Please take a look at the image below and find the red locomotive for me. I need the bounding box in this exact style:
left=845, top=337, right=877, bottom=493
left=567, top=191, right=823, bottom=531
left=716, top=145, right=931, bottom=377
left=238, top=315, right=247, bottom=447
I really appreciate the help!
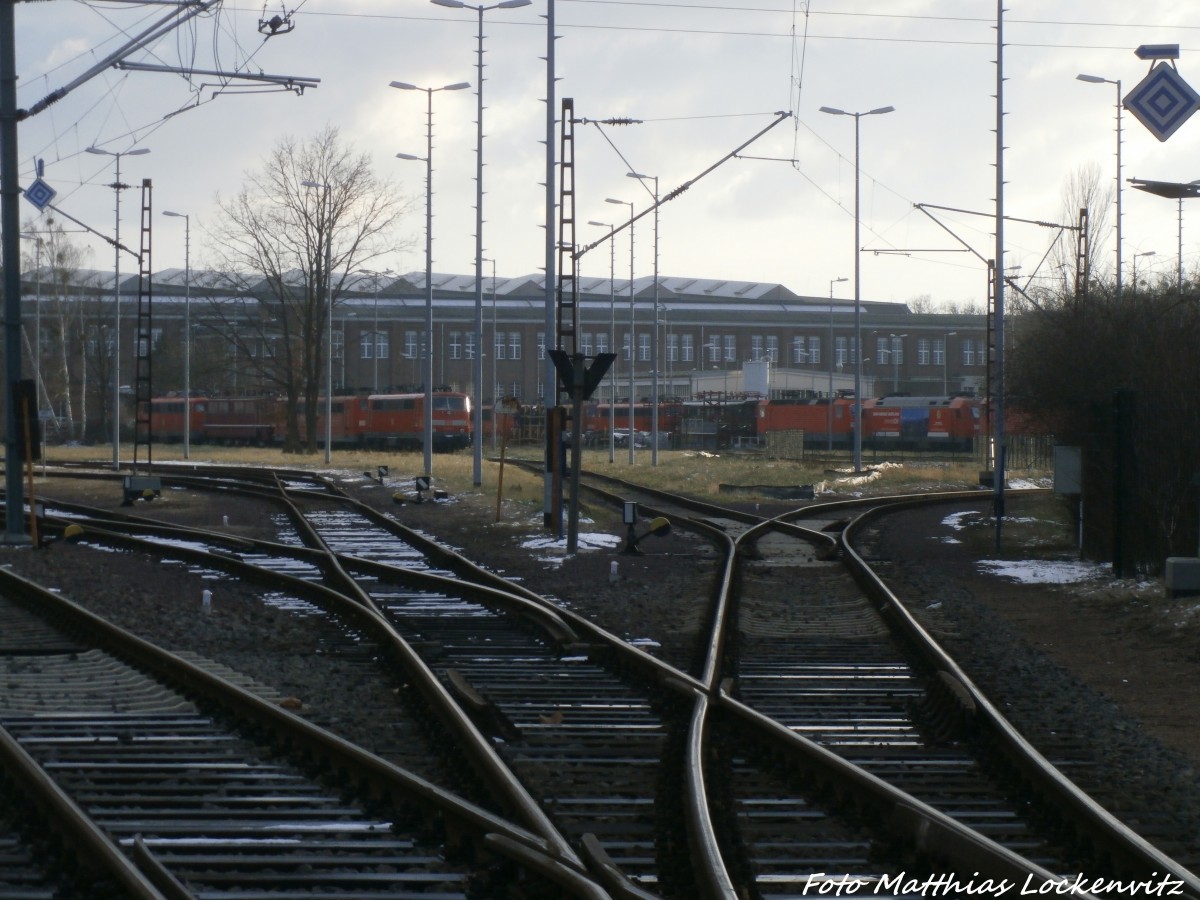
left=148, top=391, right=472, bottom=452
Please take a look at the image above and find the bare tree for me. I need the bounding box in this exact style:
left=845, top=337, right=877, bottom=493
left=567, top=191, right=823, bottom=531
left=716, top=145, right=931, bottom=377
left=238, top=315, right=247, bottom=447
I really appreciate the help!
left=207, top=126, right=409, bottom=453
left=1050, top=163, right=1113, bottom=296
left=20, top=216, right=95, bottom=442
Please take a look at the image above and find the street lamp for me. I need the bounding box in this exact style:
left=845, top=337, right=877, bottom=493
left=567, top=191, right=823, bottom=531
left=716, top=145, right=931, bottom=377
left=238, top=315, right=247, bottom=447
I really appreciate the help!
left=588, top=220, right=618, bottom=463
left=432, top=0, right=530, bottom=486
left=86, top=145, right=151, bottom=470
left=301, top=179, right=334, bottom=464
left=1129, top=177, right=1200, bottom=292
left=162, top=211, right=191, bottom=459
left=606, top=196, right=635, bottom=464
left=828, top=276, right=847, bottom=451
left=1130, top=250, right=1156, bottom=290
left=942, top=331, right=957, bottom=395
left=392, top=79, right=471, bottom=478
left=819, top=104, right=894, bottom=473
left=889, top=333, right=907, bottom=393
left=357, top=268, right=393, bottom=392
left=1077, top=74, right=1123, bottom=296
left=627, top=171, right=660, bottom=463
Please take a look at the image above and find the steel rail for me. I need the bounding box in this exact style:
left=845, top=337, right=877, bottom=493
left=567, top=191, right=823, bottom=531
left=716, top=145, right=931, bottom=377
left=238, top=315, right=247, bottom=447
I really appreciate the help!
left=840, top=497, right=1200, bottom=896
left=30, top=507, right=589, bottom=873
left=0, top=721, right=176, bottom=899
left=0, top=563, right=611, bottom=897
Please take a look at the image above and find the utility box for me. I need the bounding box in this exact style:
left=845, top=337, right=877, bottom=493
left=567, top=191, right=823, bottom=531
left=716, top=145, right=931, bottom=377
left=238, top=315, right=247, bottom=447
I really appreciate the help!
left=1165, top=557, right=1200, bottom=597
left=122, top=475, right=162, bottom=504
left=1054, top=446, right=1082, bottom=495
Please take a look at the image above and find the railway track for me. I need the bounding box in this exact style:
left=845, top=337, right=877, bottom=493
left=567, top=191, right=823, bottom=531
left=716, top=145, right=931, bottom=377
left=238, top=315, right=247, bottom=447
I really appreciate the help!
left=3, top=462, right=1199, bottom=899
left=0, top=564, right=605, bottom=897
left=561, top=466, right=1200, bottom=897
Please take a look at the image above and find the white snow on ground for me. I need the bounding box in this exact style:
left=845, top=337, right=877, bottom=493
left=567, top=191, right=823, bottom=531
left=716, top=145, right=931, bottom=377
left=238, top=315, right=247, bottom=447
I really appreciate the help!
left=520, top=531, right=623, bottom=565
left=976, top=558, right=1111, bottom=584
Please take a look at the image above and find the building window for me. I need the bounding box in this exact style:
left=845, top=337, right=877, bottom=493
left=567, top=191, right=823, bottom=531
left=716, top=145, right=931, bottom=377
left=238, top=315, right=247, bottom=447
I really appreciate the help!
left=706, top=338, right=720, bottom=363
left=918, top=338, right=931, bottom=366
left=376, top=332, right=388, bottom=360
left=751, top=335, right=764, bottom=360
left=766, top=335, right=778, bottom=363
left=792, top=336, right=805, bottom=364
left=332, top=329, right=344, bottom=360
left=666, top=333, right=679, bottom=363
left=509, top=332, right=522, bottom=360
left=681, top=333, right=694, bottom=362
left=537, top=332, right=546, bottom=360
left=963, top=339, right=977, bottom=366
left=494, top=332, right=506, bottom=361
left=596, top=332, right=609, bottom=355
left=622, top=333, right=632, bottom=361
left=723, top=334, right=736, bottom=362
left=835, top=336, right=847, bottom=367
left=581, top=332, right=593, bottom=355
left=638, top=333, right=650, bottom=361
left=404, top=331, right=418, bottom=359
left=807, top=336, right=820, bottom=365
left=449, top=331, right=462, bottom=360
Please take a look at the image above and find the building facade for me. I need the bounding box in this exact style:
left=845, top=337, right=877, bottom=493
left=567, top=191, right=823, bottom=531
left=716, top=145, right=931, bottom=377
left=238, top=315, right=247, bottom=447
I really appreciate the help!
left=22, top=268, right=990, bottom=427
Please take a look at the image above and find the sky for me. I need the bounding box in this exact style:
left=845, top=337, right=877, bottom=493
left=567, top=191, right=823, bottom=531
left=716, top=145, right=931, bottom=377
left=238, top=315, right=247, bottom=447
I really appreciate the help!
left=12, top=2, right=1200, bottom=309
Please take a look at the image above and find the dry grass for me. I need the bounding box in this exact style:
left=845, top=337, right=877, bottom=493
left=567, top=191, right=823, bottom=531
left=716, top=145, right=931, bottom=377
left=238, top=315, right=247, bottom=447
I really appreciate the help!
left=42, top=441, right=1044, bottom=504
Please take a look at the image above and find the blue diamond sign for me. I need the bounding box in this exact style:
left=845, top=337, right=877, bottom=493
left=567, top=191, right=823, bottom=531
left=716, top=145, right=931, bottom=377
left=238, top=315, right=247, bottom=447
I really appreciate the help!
left=1123, top=62, right=1200, bottom=142
left=22, top=177, right=57, bottom=211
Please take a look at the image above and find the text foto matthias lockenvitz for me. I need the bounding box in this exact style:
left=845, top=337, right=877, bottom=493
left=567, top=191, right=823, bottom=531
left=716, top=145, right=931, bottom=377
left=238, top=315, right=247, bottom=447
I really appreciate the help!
left=800, top=872, right=1187, bottom=898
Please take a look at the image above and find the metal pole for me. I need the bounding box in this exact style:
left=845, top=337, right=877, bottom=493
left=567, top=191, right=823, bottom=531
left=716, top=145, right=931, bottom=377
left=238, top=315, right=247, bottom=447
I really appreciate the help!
left=1115, top=79, right=1123, bottom=296
left=1, top=1, right=27, bottom=539
left=424, top=89, right=435, bottom=478
left=374, top=276, right=380, bottom=391
left=542, top=0, right=557, bottom=528
left=471, top=4, right=485, bottom=486
left=609, top=236, right=615, bottom=463
left=651, top=181, right=659, bottom=463
left=325, top=193, right=333, bottom=464
left=183, top=217, right=190, bottom=459
left=627, top=210, right=635, bottom=464
left=112, top=155, right=123, bottom=470
left=484, top=256, right=497, bottom=450
left=828, top=276, right=845, bottom=452
left=852, top=112, right=863, bottom=473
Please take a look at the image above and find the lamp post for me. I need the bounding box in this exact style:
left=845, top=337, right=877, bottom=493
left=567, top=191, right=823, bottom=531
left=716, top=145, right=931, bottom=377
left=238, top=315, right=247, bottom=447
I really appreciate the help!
left=819, top=104, right=894, bottom=473
left=86, top=145, right=151, bottom=470
left=1077, top=74, right=1123, bottom=296
left=588, top=220, right=618, bottom=463
left=161, top=211, right=191, bottom=459
left=889, top=333, right=907, bottom=392
left=942, top=331, right=957, bottom=395
left=1129, top=178, right=1200, bottom=292
left=1130, top=250, right=1156, bottom=290
left=432, top=0, right=530, bottom=486
left=627, top=171, right=660, bottom=463
left=301, top=179, right=335, bottom=464
left=828, top=276, right=847, bottom=451
left=393, top=79, right=471, bottom=478
left=356, top=268, right=393, bottom=393
left=605, top=196, right=635, bottom=464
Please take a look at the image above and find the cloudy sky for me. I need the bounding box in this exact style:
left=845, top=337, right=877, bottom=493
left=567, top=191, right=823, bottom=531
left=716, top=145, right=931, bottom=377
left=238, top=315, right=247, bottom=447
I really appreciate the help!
left=13, top=1, right=1200, bottom=308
